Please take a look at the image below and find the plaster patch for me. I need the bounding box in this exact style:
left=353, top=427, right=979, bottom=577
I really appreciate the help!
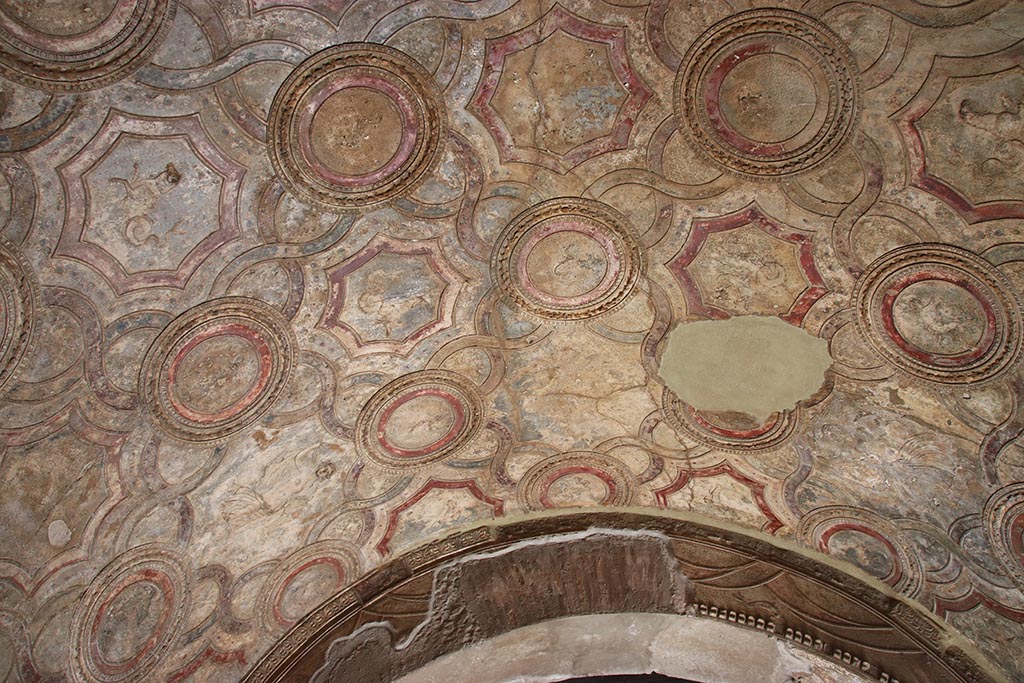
left=659, top=316, right=831, bottom=421
left=397, top=612, right=868, bottom=683
left=47, top=520, right=71, bottom=547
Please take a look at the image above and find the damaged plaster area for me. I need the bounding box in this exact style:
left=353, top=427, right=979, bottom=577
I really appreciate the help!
left=312, top=531, right=688, bottom=683
left=659, top=316, right=832, bottom=420
left=312, top=529, right=866, bottom=683
left=397, top=613, right=869, bottom=683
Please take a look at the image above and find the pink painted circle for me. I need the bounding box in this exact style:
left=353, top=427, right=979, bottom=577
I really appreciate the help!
left=379, top=389, right=464, bottom=457
left=140, top=298, right=295, bottom=442
left=675, top=9, right=858, bottom=177
left=799, top=507, right=923, bottom=596
left=492, top=198, right=643, bottom=320
left=258, top=540, right=362, bottom=630
left=0, top=0, right=175, bottom=91
left=855, top=244, right=1022, bottom=384
left=518, top=221, right=621, bottom=305
left=299, top=76, right=416, bottom=183
left=884, top=273, right=996, bottom=365
left=71, top=545, right=189, bottom=683
left=356, top=370, right=483, bottom=469
left=820, top=525, right=900, bottom=585
left=517, top=452, right=637, bottom=512
left=167, top=323, right=271, bottom=423
left=268, top=43, right=444, bottom=208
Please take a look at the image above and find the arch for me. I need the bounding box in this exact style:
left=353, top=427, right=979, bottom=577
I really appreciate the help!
left=243, top=511, right=1004, bottom=683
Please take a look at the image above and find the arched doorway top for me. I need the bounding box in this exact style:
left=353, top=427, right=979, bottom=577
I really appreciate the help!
left=243, top=510, right=1005, bottom=683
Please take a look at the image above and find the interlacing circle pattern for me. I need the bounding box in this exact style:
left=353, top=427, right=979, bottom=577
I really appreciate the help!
left=0, top=240, right=34, bottom=394
left=0, top=2, right=1020, bottom=681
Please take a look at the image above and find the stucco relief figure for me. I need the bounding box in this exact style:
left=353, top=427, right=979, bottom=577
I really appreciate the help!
left=959, top=91, right=1024, bottom=177
left=110, top=162, right=186, bottom=247
left=222, top=443, right=344, bottom=524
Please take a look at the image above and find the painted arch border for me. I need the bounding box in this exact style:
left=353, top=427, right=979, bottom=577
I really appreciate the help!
left=242, top=509, right=1007, bottom=683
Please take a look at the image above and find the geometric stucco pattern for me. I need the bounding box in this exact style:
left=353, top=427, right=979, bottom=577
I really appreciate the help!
left=246, top=514, right=1008, bottom=683
left=0, top=1, right=1023, bottom=682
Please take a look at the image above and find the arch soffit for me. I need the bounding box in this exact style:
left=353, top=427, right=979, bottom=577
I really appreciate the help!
left=244, top=510, right=1006, bottom=683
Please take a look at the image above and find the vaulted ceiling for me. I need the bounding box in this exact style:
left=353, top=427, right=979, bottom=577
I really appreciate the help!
left=0, top=0, right=1023, bottom=681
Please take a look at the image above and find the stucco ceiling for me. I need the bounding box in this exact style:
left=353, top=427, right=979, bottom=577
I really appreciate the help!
left=0, top=0, right=1023, bottom=681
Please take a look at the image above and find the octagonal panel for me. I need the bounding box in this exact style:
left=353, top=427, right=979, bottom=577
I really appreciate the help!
left=668, top=204, right=826, bottom=323
left=56, top=111, right=244, bottom=294
left=319, top=235, right=465, bottom=357
left=470, top=6, right=652, bottom=171
left=917, top=67, right=1024, bottom=207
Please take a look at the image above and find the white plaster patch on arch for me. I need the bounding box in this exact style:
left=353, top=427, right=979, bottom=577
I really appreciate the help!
left=396, top=612, right=870, bottom=683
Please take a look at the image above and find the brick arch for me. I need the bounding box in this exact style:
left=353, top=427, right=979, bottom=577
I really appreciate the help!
left=244, top=511, right=1003, bottom=683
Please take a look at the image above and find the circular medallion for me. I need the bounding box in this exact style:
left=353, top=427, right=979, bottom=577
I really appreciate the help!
left=258, top=540, right=362, bottom=630
left=268, top=43, right=444, bottom=208
left=674, top=9, right=858, bottom=178
left=0, top=240, right=34, bottom=395
left=0, top=0, right=176, bottom=91
left=356, top=370, right=483, bottom=469
left=71, top=545, right=189, bottom=683
left=855, top=244, right=1022, bottom=384
left=985, top=484, right=1024, bottom=591
left=517, top=451, right=637, bottom=512
left=491, top=198, right=643, bottom=320
left=140, top=297, right=295, bottom=442
left=799, top=507, right=923, bottom=597
left=661, top=388, right=797, bottom=453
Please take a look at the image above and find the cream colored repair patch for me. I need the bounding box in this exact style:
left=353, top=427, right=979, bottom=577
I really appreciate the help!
left=659, top=316, right=832, bottom=421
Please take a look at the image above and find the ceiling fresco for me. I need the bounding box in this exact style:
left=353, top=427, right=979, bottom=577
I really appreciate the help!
left=0, top=0, right=1023, bottom=681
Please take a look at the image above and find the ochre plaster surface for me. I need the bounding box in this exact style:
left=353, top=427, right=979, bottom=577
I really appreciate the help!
left=0, top=0, right=1023, bottom=681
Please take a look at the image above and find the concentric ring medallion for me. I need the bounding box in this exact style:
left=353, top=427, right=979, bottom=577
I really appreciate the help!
left=0, top=0, right=176, bottom=91
left=855, top=244, right=1022, bottom=384
left=268, top=42, right=444, bottom=209
left=70, top=545, right=189, bottom=683
left=257, top=540, right=362, bottom=631
left=139, top=297, right=295, bottom=442
left=0, top=240, right=34, bottom=395
left=661, top=387, right=797, bottom=453
left=491, top=198, right=643, bottom=320
left=986, top=484, right=1024, bottom=591
left=517, top=451, right=637, bottom=512
left=798, top=506, right=923, bottom=597
left=355, top=369, right=483, bottom=470
left=674, top=9, right=859, bottom=178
